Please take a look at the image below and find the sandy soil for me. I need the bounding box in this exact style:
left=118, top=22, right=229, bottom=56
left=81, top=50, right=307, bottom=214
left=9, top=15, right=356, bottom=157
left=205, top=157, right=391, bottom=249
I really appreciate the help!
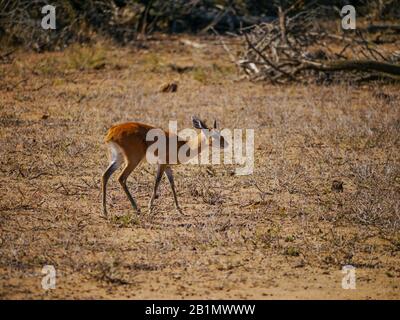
left=0, top=36, right=399, bottom=299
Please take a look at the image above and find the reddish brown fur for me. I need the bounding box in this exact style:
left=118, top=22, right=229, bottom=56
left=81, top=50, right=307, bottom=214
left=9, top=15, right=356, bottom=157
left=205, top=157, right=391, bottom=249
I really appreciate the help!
left=105, top=122, right=189, bottom=164
left=105, top=122, right=150, bottom=165
left=102, top=121, right=197, bottom=216
left=105, top=122, right=154, bottom=143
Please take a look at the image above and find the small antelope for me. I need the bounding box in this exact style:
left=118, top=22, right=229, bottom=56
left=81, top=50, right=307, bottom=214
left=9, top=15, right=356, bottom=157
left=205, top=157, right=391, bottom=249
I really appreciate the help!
left=101, top=116, right=226, bottom=217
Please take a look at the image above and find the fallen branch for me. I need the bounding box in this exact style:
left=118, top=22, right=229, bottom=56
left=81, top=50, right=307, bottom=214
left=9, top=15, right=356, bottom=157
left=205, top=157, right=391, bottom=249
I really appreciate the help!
left=232, top=4, right=399, bottom=83
left=299, top=60, right=400, bottom=76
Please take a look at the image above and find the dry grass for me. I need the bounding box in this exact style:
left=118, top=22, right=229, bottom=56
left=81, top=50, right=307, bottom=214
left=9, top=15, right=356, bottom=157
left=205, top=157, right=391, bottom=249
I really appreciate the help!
left=0, top=36, right=399, bottom=299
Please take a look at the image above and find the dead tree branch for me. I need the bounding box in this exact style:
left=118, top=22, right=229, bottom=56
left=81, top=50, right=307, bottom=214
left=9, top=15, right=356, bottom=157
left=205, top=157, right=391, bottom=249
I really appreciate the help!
left=233, top=5, right=400, bottom=83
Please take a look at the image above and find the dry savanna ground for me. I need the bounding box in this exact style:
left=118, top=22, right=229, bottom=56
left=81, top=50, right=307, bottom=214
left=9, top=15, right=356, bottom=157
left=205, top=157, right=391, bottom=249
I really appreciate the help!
left=0, top=35, right=399, bottom=299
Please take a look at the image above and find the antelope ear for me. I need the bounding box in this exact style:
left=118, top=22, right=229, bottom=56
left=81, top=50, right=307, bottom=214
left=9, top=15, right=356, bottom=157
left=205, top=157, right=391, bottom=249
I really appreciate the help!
left=213, top=120, right=217, bottom=129
left=191, top=116, right=208, bottom=130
